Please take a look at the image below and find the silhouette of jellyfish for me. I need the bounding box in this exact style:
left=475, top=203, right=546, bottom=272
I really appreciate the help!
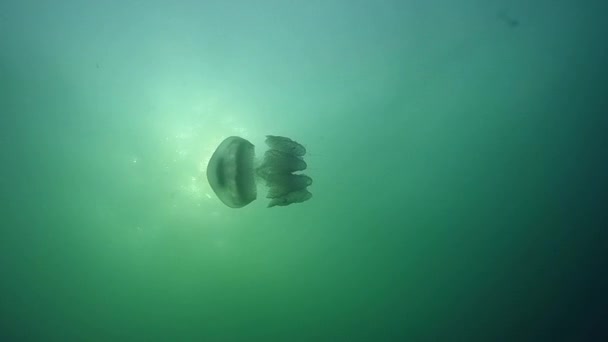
left=206, top=135, right=312, bottom=208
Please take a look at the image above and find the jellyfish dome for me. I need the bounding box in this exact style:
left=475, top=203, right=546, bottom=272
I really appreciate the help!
left=206, top=136, right=257, bottom=208
left=206, top=135, right=313, bottom=208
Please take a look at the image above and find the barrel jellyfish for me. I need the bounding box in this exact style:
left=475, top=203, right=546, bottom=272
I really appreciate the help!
left=206, top=135, right=313, bottom=208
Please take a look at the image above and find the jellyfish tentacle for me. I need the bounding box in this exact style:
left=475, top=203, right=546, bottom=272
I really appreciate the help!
left=265, top=174, right=313, bottom=198
left=257, top=136, right=312, bottom=207
left=265, top=135, right=307, bottom=157
left=267, top=189, right=313, bottom=208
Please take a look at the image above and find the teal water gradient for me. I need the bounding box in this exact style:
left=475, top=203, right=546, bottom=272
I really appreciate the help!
left=1, top=1, right=607, bottom=341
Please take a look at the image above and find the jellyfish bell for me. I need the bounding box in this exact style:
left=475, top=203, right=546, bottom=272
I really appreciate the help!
left=206, top=136, right=257, bottom=208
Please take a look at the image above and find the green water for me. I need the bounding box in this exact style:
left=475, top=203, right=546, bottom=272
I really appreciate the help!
left=1, top=1, right=607, bottom=341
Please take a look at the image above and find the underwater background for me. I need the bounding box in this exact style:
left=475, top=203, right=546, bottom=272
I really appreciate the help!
left=1, top=0, right=607, bottom=341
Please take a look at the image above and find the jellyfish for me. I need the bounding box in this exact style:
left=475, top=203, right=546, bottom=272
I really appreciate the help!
left=206, top=135, right=313, bottom=208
